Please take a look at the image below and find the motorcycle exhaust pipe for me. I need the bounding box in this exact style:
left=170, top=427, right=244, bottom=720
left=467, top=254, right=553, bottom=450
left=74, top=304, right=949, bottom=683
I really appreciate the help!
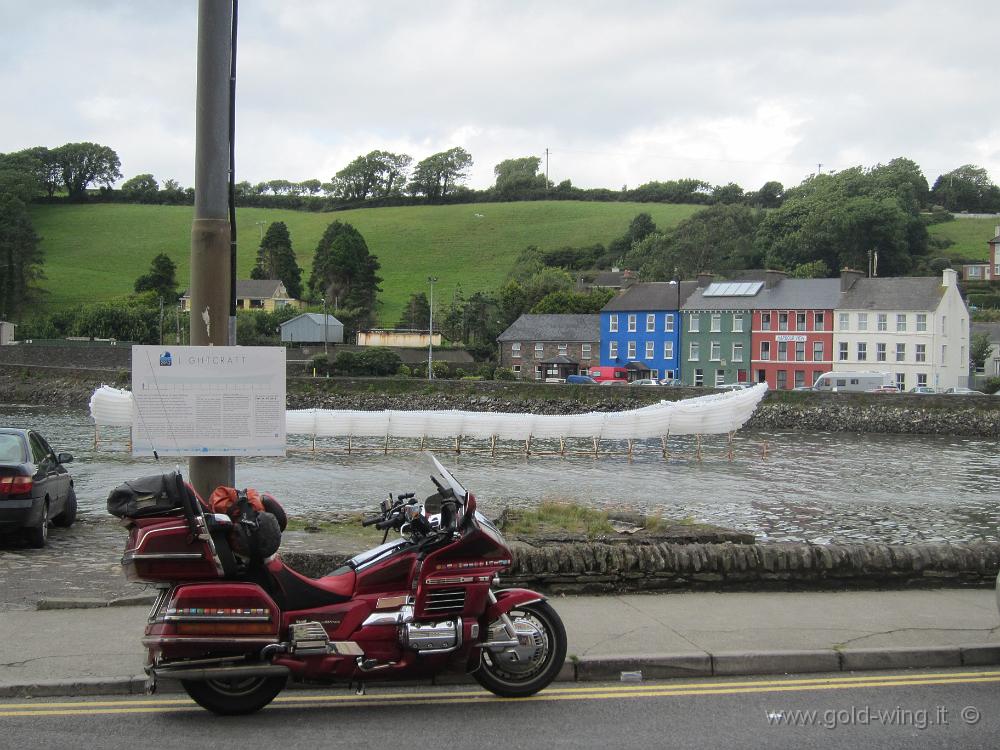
left=151, top=664, right=290, bottom=682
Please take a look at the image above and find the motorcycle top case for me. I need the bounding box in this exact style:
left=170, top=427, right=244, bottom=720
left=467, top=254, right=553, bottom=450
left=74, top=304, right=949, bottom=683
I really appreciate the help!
left=108, top=471, right=196, bottom=519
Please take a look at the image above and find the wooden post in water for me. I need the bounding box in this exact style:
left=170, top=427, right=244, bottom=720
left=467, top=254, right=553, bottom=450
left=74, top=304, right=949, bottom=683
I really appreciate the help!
left=661, top=433, right=669, bottom=460
left=727, top=431, right=734, bottom=461
left=490, top=435, right=497, bottom=457
left=696, top=434, right=702, bottom=462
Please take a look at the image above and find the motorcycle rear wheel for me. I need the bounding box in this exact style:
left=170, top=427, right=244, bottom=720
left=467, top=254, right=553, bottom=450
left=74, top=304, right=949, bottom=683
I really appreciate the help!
left=182, top=675, right=286, bottom=715
left=474, top=601, right=567, bottom=698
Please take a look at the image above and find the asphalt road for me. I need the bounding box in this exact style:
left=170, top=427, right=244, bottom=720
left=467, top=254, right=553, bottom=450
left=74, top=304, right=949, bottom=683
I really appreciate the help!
left=1, top=669, right=998, bottom=750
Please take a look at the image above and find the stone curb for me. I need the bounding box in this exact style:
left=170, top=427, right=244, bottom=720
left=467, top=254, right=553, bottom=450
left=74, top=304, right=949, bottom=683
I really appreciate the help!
left=4, top=646, right=998, bottom=699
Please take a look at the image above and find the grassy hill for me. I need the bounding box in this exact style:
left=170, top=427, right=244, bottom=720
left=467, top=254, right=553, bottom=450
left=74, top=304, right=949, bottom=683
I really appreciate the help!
left=29, top=201, right=701, bottom=324
left=926, top=216, right=1000, bottom=261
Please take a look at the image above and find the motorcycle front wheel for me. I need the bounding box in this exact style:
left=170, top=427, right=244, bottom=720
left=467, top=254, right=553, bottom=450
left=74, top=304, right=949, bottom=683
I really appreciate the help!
left=474, top=600, right=567, bottom=698
left=182, top=675, right=286, bottom=715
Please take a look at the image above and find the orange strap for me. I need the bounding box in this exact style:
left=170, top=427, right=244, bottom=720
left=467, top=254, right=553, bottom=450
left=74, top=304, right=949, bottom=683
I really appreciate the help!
left=208, top=486, right=265, bottom=517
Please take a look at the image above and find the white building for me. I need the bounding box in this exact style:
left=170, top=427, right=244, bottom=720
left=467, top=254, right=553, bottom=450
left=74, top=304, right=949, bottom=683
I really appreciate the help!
left=833, top=268, right=969, bottom=391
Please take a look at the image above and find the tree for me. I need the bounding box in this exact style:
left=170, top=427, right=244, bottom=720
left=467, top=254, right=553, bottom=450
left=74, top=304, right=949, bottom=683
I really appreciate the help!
left=133, top=253, right=179, bottom=300
left=121, top=173, right=159, bottom=203
left=2, top=147, right=60, bottom=198
left=0, top=192, right=44, bottom=320
left=493, top=156, right=546, bottom=199
left=930, top=164, right=1000, bottom=212
left=298, top=179, right=322, bottom=195
left=397, top=292, right=431, bottom=329
left=333, top=150, right=412, bottom=200
left=971, top=332, right=993, bottom=371
left=250, top=221, right=302, bottom=299
left=531, top=289, right=615, bottom=314
left=408, top=147, right=473, bottom=198
left=308, top=221, right=382, bottom=326
left=750, top=180, right=784, bottom=208
left=711, top=182, right=745, bottom=205
left=52, top=142, right=122, bottom=200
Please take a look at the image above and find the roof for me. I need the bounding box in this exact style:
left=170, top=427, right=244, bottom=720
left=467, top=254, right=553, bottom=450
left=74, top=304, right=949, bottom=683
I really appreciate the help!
left=497, top=314, right=599, bottom=342
left=539, top=355, right=579, bottom=365
left=181, top=279, right=292, bottom=299
left=279, top=313, right=342, bottom=327
left=601, top=281, right=699, bottom=312
left=591, top=270, right=631, bottom=287
left=625, top=361, right=652, bottom=371
left=838, top=276, right=945, bottom=312
left=972, top=322, right=1000, bottom=342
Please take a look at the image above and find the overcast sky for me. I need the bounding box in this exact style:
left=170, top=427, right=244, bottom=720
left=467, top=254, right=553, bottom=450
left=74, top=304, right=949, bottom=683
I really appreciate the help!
left=2, top=1, right=998, bottom=193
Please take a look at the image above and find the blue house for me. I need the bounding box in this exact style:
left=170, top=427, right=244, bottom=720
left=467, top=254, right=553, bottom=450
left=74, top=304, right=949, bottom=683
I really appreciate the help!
left=600, top=281, right=699, bottom=380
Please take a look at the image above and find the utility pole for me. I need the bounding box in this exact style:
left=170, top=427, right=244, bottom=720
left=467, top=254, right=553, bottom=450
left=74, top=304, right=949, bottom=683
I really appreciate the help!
left=545, top=147, right=549, bottom=196
left=427, top=276, right=437, bottom=379
left=189, top=0, right=235, bottom=498
left=322, top=297, right=328, bottom=356
left=817, top=163, right=823, bottom=175
left=158, top=296, right=164, bottom=345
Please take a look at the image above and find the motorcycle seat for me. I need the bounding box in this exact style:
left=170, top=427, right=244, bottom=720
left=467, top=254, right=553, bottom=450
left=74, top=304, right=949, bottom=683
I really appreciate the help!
left=265, top=557, right=355, bottom=610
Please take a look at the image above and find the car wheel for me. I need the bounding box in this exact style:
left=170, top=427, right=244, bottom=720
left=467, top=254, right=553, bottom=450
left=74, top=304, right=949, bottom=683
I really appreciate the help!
left=52, top=487, right=77, bottom=528
left=25, top=500, right=49, bottom=549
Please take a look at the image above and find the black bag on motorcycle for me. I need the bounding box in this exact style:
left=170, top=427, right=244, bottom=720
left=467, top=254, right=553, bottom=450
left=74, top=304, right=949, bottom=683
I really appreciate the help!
left=227, top=492, right=282, bottom=561
left=107, top=471, right=194, bottom=519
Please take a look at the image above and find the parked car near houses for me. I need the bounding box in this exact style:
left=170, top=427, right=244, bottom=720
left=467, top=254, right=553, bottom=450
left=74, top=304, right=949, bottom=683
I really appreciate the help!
left=812, top=371, right=894, bottom=393
left=867, top=385, right=901, bottom=394
left=565, top=374, right=597, bottom=385
left=659, top=378, right=684, bottom=387
left=630, top=379, right=661, bottom=386
left=944, top=387, right=986, bottom=395
left=0, top=428, right=76, bottom=548
left=588, top=367, right=628, bottom=384
left=718, top=383, right=751, bottom=391
left=908, top=386, right=938, bottom=394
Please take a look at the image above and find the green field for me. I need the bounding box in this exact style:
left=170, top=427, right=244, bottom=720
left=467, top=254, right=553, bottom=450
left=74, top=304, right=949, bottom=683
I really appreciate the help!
left=29, top=201, right=701, bottom=324
left=927, top=216, right=1000, bottom=261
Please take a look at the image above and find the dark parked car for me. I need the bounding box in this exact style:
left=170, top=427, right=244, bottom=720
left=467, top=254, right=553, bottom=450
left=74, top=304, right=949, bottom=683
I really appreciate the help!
left=565, top=374, right=597, bottom=384
left=0, top=428, right=76, bottom=548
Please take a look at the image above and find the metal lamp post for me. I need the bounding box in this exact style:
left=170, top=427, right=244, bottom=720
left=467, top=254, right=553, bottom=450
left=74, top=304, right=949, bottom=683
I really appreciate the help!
left=321, top=297, right=328, bottom=355
left=428, top=276, right=437, bottom=380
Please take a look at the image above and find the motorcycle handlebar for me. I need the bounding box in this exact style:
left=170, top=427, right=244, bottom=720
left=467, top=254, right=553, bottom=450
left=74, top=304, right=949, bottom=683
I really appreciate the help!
left=374, top=517, right=398, bottom=531
left=361, top=516, right=381, bottom=527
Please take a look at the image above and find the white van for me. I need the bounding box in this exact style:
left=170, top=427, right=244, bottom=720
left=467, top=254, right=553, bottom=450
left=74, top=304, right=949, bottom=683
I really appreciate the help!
left=812, top=371, right=893, bottom=392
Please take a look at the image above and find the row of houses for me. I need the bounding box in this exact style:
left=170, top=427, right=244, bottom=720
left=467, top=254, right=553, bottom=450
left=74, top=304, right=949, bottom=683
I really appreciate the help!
left=498, top=268, right=971, bottom=392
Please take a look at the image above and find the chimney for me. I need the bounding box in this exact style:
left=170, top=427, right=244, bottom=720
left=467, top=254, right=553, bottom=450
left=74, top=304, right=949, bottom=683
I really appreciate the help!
left=764, top=269, right=787, bottom=289
left=622, top=269, right=636, bottom=289
left=840, top=268, right=863, bottom=292
left=942, top=268, right=957, bottom=287
left=697, top=272, right=713, bottom=288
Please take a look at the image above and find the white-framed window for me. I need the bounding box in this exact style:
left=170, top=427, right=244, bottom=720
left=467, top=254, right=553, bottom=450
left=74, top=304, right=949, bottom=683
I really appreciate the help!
left=535, top=365, right=543, bottom=380
left=777, top=341, right=788, bottom=361
left=877, top=314, right=887, bottom=332
left=511, top=342, right=521, bottom=358
left=761, top=312, right=771, bottom=331
left=839, top=342, right=848, bottom=360
left=558, top=343, right=568, bottom=356
left=876, top=342, right=886, bottom=362
left=627, top=340, right=636, bottom=359
left=715, top=369, right=726, bottom=387
left=917, top=373, right=928, bottom=387
left=857, top=342, right=867, bottom=361
left=665, top=313, right=675, bottom=332
left=650, top=369, right=659, bottom=379
left=916, top=314, right=927, bottom=332
left=646, top=314, right=655, bottom=332
left=813, top=341, right=824, bottom=361
left=815, top=312, right=825, bottom=330
left=760, top=341, right=771, bottom=361
left=838, top=312, right=849, bottom=331
left=895, top=373, right=905, bottom=391
left=689, top=341, right=700, bottom=361
left=941, top=344, right=947, bottom=361
left=915, top=344, right=926, bottom=362
left=694, top=368, right=704, bottom=386
left=795, top=341, right=805, bottom=361
left=582, top=343, right=592, bottom=359
left=664, top=341, right=674, bottom=360
left=710, top=314, right=721, bottom=332
left=732, top=342, right=744, bottom=362
left=858, top=313, right=868, bottom=331
left=895, top=343, right=905, bottom=362
left=645, top=341, right=654, bottom=359
left=794, top=370, right=806, bottom=388
left=941, top=315, right=947, bottom=334
left=609, top=315, right=619, bottom=333
left=896, top=314, right=906, bottom=332
left=796, top=313, right=806, bottom=331
left=777, top=370, right=787, bottom=389
left=609, top=341, right=618, bottom=358
left=778, top=313, right=788, bottom=331
left=512, top=364, right=521, bottom=373
left=628, top=314, right=637, bottom=332
left=689, top=314, right=700, bottom=332
left=534, top=342, right=543, bottom=358
left=732, top=314, right=744, bottom=333
left=710, top=341, right=721, bottom=360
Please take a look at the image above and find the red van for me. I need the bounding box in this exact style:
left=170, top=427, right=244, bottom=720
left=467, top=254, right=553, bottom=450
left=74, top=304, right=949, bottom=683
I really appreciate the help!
left=588, top=367, right=628, bottom=383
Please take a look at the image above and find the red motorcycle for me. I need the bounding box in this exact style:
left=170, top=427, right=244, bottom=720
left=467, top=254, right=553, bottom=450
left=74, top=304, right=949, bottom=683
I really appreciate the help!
left=111, top=456, right=566, bottom=715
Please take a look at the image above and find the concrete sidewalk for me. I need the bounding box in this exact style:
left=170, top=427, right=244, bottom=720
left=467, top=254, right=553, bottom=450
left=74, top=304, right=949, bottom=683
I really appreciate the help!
left=1, top=589, right=999, bottom=697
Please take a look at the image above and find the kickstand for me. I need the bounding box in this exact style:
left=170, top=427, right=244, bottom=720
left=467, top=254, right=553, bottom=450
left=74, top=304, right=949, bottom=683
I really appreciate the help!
left=350, top=680, right=366, bottom=696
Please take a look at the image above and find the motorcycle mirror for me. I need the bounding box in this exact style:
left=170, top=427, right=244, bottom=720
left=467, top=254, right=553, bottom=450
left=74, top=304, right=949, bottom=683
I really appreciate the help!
left=380, top=497, right=393, bottom=514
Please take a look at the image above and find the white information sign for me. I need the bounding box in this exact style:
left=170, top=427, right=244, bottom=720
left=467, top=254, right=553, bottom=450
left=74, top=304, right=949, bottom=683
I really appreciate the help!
left=131, top=345, right=286, bottom=457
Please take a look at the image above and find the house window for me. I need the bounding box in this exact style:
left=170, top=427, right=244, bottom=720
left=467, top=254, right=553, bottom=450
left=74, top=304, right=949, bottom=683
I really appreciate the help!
left=558, top=343, right=568, bottom=357
left=650, top=369, right=659, bottom=379
left=733, top=314, right=744, bottom=333
left=917, top=373, right=928, bottom=387
left=916, top=314, right=927, bottom=332
left=777, top=370, right=788, bottom=390
left=777, top=341, right=788, bottom=361
left=813, top=341, right=824, bottom=361
left=689, top=314, right=700, bottom=333
left=895, top=343, right=905, bottom=362
left=582, top=343, right=592, bottom=360
left=838, top=342, right=848, bottom=361
left=941, top=344, right=947, bottom=361
left=645, top=341, right=654, bottom=359
left=609, top=341, right=618, bottom=359
left=761, top=312, right=772, bottom=331
left=694, top=368, right=704, bottom=386
left=664, top=341, right=674, bottom=360
left=627, top=341, right=636, bottom=359
left=858, top=313, right=868, bottom=332
left=915, top=344, right=926, bottom=362
left=857, top=342, right=867, bottom=361
left=778, top=313, right=788, bottom=331
left=795, top=341, right=805, bottom=361
left=710, top=341, right=721, bottom=361
left=534, top=342, right=543, bottom=358
left=941, top=315, right=947, bottom=334
left=796, top=313, right=806, bottom=331
left=665, top=314, right=674, bottom=332
left=715, top=369, right=726, bottom=387
left=760, top=341, right=771, bottom=361
left=628, top=314, right=637, bottom=332
left=896, top=314, right=906, bottom=332
left=794, top=370, right=806, bottom=388
left=689, top=342, right=700, bottom=361
left=249, top=298, right=265, bottom=309
left=732, top=342, right=744, bottom=362
left=646, top=314, right=655, bottom=332
left=535, top=365, right=543, bottom=380
left=609, top=315, right=619, bottom=333
left=814, top=312, right=825, bottom=330
left=838, top=313, right=849, bottom=331
left=710, top=314, right=721, bottom=332
left=877, top=314, right=887, bottom=332
left=511, top=342, right=521, bottom=358
left=876, top=343, right=886, bottom=362
left=896, top=373, right=905, bottom=391
left=512, top=365, right=521, bottom=374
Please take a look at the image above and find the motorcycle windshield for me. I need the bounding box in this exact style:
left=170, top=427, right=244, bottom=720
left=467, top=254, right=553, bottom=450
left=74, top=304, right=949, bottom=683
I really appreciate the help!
left=430, top=453, right=467, bottom=502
